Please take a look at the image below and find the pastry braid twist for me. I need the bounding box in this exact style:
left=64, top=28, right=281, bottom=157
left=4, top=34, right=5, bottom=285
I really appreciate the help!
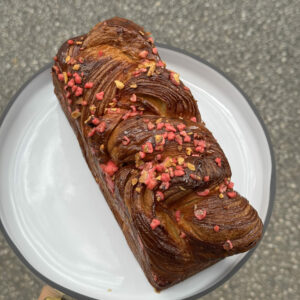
left=52, top=17, right=263, bottom=290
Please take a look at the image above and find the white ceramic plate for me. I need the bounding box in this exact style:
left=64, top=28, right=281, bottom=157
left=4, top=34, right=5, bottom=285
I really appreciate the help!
left=0, top=45, right=275, bottom=300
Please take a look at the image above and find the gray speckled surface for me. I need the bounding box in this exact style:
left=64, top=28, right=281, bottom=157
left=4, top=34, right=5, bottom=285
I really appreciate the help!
left=0, top=0, right=299, bottom=299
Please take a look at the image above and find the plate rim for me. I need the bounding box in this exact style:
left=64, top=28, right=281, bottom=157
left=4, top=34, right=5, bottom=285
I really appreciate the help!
left=0, top=43, right=276, bottom=300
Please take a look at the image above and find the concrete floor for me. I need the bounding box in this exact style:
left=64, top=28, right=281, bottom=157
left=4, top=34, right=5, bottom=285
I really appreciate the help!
left=0, top=0, right=299, bottom=299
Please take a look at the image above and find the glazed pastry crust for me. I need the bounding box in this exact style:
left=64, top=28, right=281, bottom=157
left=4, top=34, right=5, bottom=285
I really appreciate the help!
left=52, top=17, right=263, bottom=290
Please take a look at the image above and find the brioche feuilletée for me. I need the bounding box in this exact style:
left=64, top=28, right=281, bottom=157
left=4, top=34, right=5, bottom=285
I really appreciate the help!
left=52, top=17, right=263, bottom=290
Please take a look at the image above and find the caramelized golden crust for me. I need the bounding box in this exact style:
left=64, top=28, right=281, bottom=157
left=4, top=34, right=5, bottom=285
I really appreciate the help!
left=52, top=17, right=263, bottom=290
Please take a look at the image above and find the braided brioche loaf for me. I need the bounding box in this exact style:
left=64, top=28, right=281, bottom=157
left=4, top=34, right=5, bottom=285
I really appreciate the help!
left=52, top=17, right=263, bottom=290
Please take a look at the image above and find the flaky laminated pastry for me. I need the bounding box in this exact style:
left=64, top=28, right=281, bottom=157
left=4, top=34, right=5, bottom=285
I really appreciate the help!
left=52, top=17, right=263, bottom=290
